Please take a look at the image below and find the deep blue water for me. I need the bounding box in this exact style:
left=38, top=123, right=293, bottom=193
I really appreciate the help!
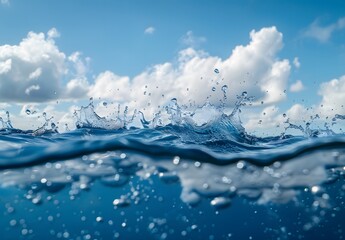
left=1, top=102, right=345, bottom=240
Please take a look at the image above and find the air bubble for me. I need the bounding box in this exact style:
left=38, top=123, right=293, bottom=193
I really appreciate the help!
left=210, top=197, right=231, bottom=209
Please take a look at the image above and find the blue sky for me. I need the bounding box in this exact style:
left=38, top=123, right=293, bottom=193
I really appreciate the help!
left=0, top=0, right=345, bottom=132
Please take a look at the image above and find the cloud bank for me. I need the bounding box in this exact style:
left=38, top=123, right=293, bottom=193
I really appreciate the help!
left=90, top=27, right=291, bottom=113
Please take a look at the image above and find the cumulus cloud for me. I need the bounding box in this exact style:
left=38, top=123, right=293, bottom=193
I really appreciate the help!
left=47, top=28, right=60, bottom=39
left=89, top=27, right=291, bottom=114
left=244, top=74, right=345, bottom=135
left=303, top=17, right=345, bottom=42
left=290, top=80, right=304, bottom=92
left=181, top=31, right=207, bottom=48
left=293, top=57, right=300, bottom=68
left=144, top=26, right=155, bottom=34
left=318, top=75, right=345, bottom=115
left=0, top=29, right=89, bottom=103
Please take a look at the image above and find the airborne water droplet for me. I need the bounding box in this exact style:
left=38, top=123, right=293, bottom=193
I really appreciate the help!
left=26, top=109, right=31, bottom=115
left=212, top=87, right=216, bottom=91
left=242, top=91, right=248, bottom=97
left=221, top=85, right=228, bottom=92
left=103, top=102, right=108, bottom=107
left=214, top=68, right=219, bottom=74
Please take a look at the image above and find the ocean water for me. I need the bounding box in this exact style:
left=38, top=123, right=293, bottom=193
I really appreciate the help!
left=1, top=98, right=345, bottom=240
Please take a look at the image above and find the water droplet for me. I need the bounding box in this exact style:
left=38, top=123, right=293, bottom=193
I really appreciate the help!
left=242, top=91, right=248, bottom=97
left=25, top=109, right=31, bottom=115
left=214, top=68, right=219, bottom=74
left=212, top=87, right=216, bottom=91
left=103, top=102, right=108, bottom=107
left=283, top=113, right=287, bottom=118
left=221, top=85, right=228, bottom=92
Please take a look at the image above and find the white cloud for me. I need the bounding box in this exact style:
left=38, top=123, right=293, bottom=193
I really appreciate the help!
left=64, top=77, right=90, bottom=99
left=293, top=57, right=300, bottom=68
left=181, top=31, right=206, bottom=48
left=47, top=28, right=60, bottom=39
left=290, top=80, right=304, bottom=92
left=244, top=74, right=345, bottom=135
left=89, top=27, right=291, bottom=114
left=303, top=17, right=345, bottom=42
left=25, top=85, right=40, bottom=95
left=29, top=68, right=42, bottom=80
left=318, top=75, right=345, bottom=115
left=0, top=28, right=89, bottom=103
left=0, top=59, right=11, bottom=74
left=144, top=26, right=155, bottom=34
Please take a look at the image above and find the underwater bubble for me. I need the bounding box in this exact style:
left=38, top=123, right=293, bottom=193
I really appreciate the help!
left=173, top=156, right=180, bottom=165
left=32, top=195, right=42, bottom=205
left=214, top=68, right=219, bottom=74
left=40, top=178, right=47, bottom=184
left=210, top=197, right=231, bottom=209
left=194, top=161, right=202, bottom=168
left=9, top=219, right=17, bottom=227
left=237, top=161, right=245, bottom=169
left=159, top=172, right=180, bottom=183
left=96, top=216, right=103, bottom=222
left=100, top=174, right=128, bottom=187
left=311, top=186, right=320, bottom=194
left=21, top=229, right=28, bottom=236
left=113, top=196, right=130, bottom=207
left=221, top=176, right=232, bottom=184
